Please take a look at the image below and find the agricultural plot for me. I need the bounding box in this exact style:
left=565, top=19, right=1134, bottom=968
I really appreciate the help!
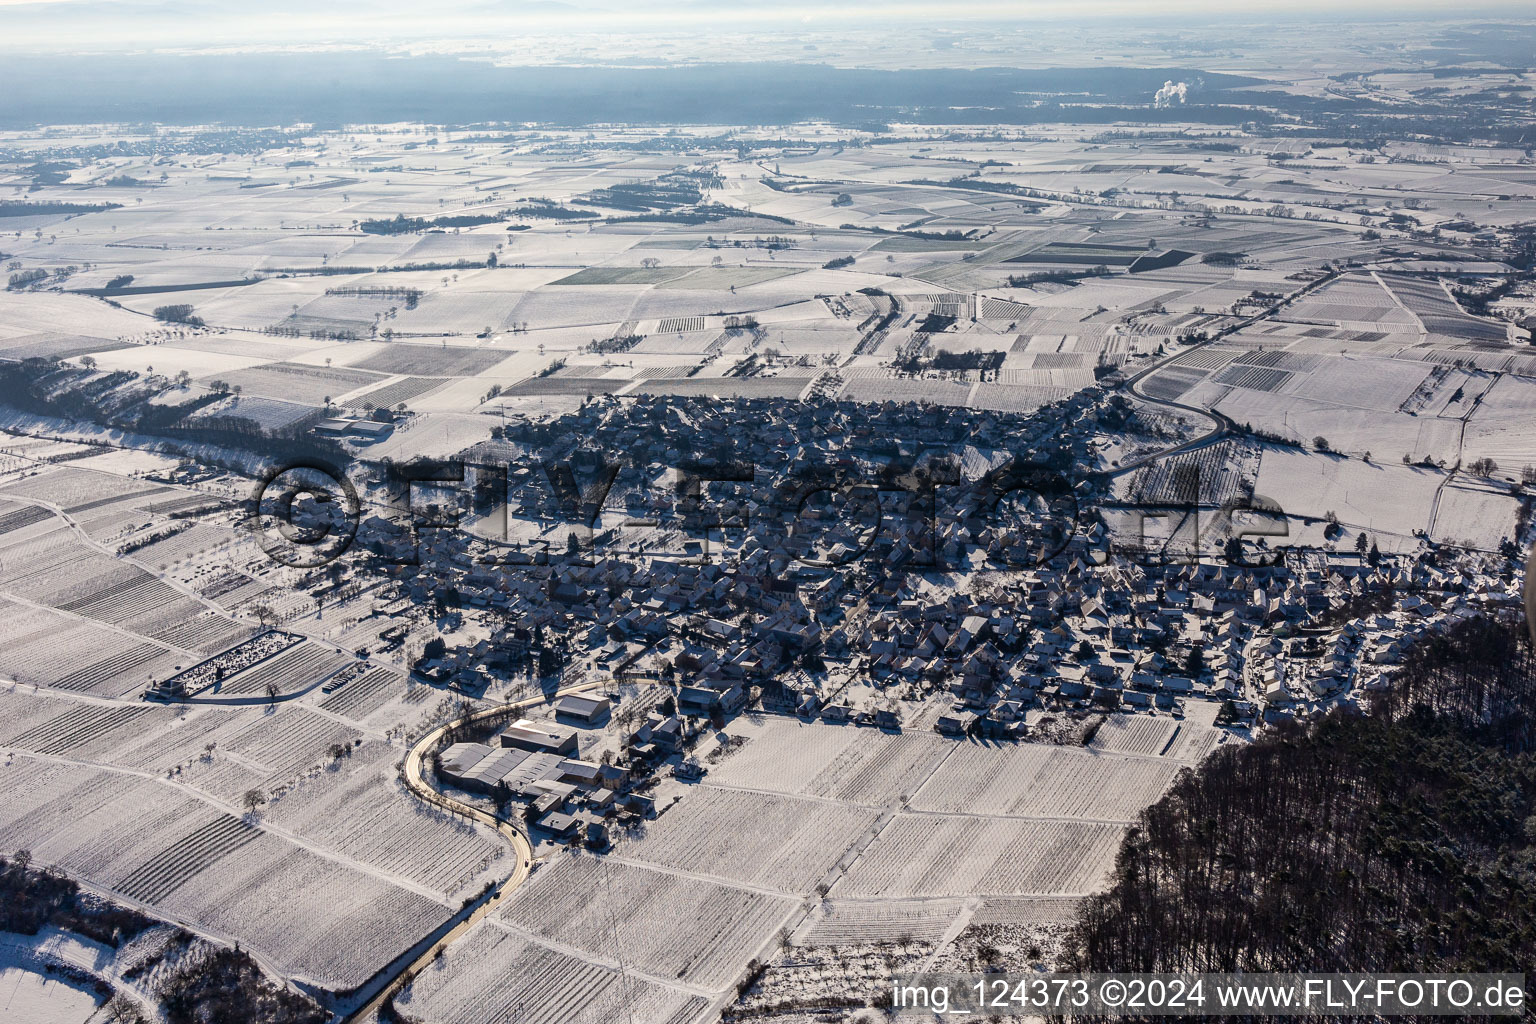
left=319, top=666, right=405, bottom=719
left=1138, top=364, right=1209, bottom=402
left=970, top=382, right=1071, bottom=412
left=265, top=747, right=504, bottom=898
left=0, top=467, right=159, bottom=513
left=156, top=832, right=450, bottom=990
left=1205, top=387, right=1464, bottom=466
left=0, top=503, right=55, bottom=536
left=215, top=705, right=362, bottom=786
left=197, top=361, right=383, bottom=405
left=3, top=700, right=179, bottom=760
left=0, top=333, right=134, bottom=362
left=1231, top=349, right=1324, bottom=374
left=0, top=687, right=85, bottom=744
left=114, top=814, right=262, bottom=904
left=658, top=266, right=799, bottom=290
left=353, top=343, right=514, bottom=377
left=165, top=703, right=363, bottom=803
left=709, top=717, right=950, bottom=806
left=834, top=816, right=1125, bottom=898
left=49, top=641, right=184, bottom=696
left=104, top=706, right=247, bottom=775
left=47, top=564, right=185, bottom=625
left=839, top=375, right=974, bottom=407
left=1086, top=714, right=1181, bottom=757
left=909, top=742, right=1182, bottom=821
left=657, top=316, right=707, bottom=332
left=1381, top=274, right=1507, bottom=342
left=396, top=920, right=710, bottom=1024
left=1163, top=723, right=1226, bottom=763
left=0, top=754, right=446, bottom=991
left=1282, top=274, right=1415, bottom=327
left=1429, top=481, right=1522, bottom=550
left=1252, top=446, right=1441, bottom=538
left=503, top=376, right=635, bottom=397
left=499, top=855, right=795, bottom=990
left=971, top=896, right=1086, bottom=928
left=1212, top=363, right=1293, bottom=392
left=1279, top=356, right=1434, bottom=413
left=1122, top=440, right=1257, bottom=506
left=1464, top=375, right=1536, bottom=470
left=0, top=620, right=162, bottom=694
left=620, top=787, right=880, bottom=893
left=793, top=897, right=968, bottom=946
left=342, top=375, right=445, bottom=409
left=553, top=266, right=688, bottom=286
left=149, top=614, right=253, bottom=654
left=122, top=523, right=232, bottom=569
left=184, top=396, right=319, bottom=432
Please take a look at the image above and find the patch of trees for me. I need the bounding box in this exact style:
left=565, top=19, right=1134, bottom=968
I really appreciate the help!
left=118, top=522, right=192, bottom=556
left=1376, top=613, right=1536, bottom=750
left=910, top=177, right=1048, bottom=206
left=1452, top=274, right=1524, bottom=317
left=602, top=204, right=792, bottom=226
left=7, top=268, right=48, bottom=290
left=133, top=391, right=226, bottom=432
left=1066, top=613, right=1536, bottom=999
left=855, top=224, right=973, bottom=242
left=588, top=334, right=643, bottom=354
left=324, top=285, right=421, bottom=308
left=1006, top=265, right=1111, bottom=288
left=0, top=360, right=347, bottom=468
left=161, top=946, right=327, bottom=1024
left=22, top=161, right=74, bottom=186
left=153, top=304, right=205, bottom=327
left=105, top=274, right=134, bottom=290
left=916, top=312, right=958, bottom=334
left=823, top=255, right=855, bottom=269
left=0, top=199, right=122, bottom=217
left=513, top=199, right=598, bottom=221
left=578, top=180, right=703, bottom=212
left=358, top=211, right=507, bottom=234
left=0, top=850, right=155, bottom=948
left=929, top=347, right=1004, bottom=372
left=1200, top=251, right=1246, bottom=265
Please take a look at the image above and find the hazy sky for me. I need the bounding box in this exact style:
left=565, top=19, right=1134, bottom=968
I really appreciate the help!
left=1, top=0, right=1531, bottom=56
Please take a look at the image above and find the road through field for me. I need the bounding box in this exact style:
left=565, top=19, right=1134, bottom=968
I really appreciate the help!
left=341, top=678, right=603, bottom=1024
left=1106, top=268, right=1344, bottom=478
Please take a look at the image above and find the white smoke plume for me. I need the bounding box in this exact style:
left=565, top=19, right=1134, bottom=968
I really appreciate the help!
left=1153, top=80, right=1188, bottom=108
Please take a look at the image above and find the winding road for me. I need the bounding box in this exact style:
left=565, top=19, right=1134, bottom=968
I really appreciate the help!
left=1099, top=268, right=1345, bottom=478
left=341, top=678, right=603, bottom=1024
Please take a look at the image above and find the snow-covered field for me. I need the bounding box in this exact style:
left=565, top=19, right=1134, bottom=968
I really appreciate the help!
left=1253, top=446, right=1443, bottom=539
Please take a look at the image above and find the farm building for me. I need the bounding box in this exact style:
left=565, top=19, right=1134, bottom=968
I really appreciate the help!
left=535, top=811, right=580, bottom=838
left=500, top=718, right=579, bottom=755
left=437, top=741, right=567, bottom=795
left=313, top=417, right=394, bottom=440
left=554, top=693, right=611, bottom=724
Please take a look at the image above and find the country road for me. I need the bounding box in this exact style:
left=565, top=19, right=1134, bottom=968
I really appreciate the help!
left=341, top=678, right=604, bottom=1024
left=1101, top=267, right=1344, bottom=478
